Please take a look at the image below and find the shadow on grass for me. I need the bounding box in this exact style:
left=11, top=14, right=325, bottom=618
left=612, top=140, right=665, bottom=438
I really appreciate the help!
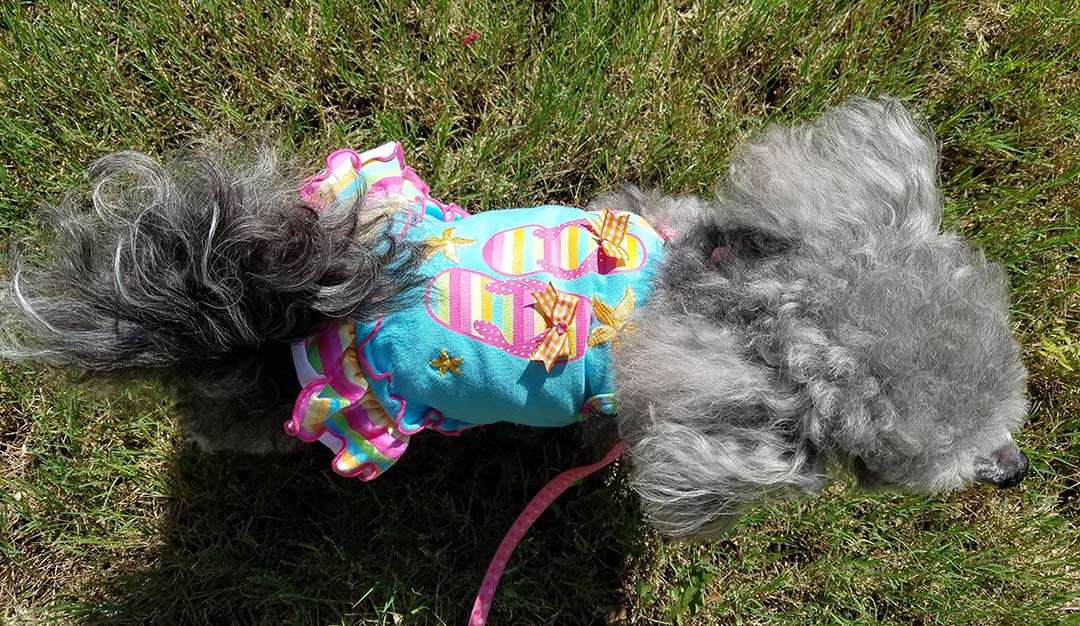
left=78, top=423, right=646, bottom=625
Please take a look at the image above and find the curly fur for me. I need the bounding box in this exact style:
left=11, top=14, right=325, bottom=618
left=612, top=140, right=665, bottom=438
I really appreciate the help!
left=608, top=97, right=1028, bottom=537
left=1, top=97, right=1029, bottom=538
left=1, top=140, right=422, bottom=450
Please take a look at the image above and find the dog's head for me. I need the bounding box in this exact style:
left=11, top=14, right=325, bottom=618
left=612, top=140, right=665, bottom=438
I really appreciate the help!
left=613, top=97, right=1029, bottom=539
left=759, top=227, right=1030, bottom=501
left=814, top=233, right=1029, bottom=493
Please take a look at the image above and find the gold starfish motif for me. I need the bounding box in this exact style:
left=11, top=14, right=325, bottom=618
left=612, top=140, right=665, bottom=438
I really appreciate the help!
left=429, top=349, right=464, bottom=376
left=424, top=227, right=475, bottom=263
left=587, top=287, right=637, bottom=348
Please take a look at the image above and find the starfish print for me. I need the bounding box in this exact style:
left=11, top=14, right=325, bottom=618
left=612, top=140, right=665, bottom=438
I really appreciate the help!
left=424, top=227, right=475, bottom=263
left=587, top=287, right=637, bottom=348
left=430, top=349, right=464, bottom=376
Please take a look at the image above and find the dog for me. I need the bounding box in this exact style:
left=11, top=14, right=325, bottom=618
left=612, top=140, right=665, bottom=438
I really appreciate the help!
left=1, top=96, right=1030, bottom=540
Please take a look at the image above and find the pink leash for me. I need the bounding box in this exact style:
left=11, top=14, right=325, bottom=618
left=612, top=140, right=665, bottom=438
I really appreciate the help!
left=468, top=441, right=626, bottom=625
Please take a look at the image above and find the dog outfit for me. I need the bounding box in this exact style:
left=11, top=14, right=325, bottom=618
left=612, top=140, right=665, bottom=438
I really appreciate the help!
left=285, top=143, right=667, bottom=479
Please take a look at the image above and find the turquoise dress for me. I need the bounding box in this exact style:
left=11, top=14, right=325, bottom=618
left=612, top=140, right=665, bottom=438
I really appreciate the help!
left=284, top=143, right=666, bottom=479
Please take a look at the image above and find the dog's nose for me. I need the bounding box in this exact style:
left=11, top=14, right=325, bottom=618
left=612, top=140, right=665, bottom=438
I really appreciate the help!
left=992, top=449, right=1029, bottom=488
left=978, top=443, right=1029, bottom=488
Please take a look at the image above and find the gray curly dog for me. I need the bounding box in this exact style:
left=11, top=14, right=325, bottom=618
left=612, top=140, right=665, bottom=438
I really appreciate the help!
left=1, top=96, right=1029, bottom=539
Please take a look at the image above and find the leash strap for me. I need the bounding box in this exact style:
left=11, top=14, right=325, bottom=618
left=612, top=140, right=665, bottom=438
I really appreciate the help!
left=468, top=441, right=626, bottom=626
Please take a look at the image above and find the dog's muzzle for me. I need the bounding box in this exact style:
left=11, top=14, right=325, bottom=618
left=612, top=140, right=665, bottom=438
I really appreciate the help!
left=975, top=442, right=1029, bottom=488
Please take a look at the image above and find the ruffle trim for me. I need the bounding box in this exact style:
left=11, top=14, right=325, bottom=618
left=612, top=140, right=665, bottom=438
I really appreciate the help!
left=285, top=320, right=470, bottom=480
left=299, top=142, right=469, bottom=230
left=286, top=321, right=619, bottom=480
left=577, top=393, right=616, bottom=420
left=284, top=142, right=475, bottom=480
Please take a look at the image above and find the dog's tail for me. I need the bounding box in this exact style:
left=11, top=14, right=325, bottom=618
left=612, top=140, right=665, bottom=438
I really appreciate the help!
left=1, top=140, right=421, bottom=440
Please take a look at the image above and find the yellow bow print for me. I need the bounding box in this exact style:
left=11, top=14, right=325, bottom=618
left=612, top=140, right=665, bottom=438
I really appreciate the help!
left=586, top=208, right=630, bottom=265
left=529, top=282, right=579, bottom=372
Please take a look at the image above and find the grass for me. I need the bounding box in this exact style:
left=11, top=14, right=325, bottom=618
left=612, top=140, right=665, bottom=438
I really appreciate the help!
left=1, top=0, right=1077, bottom=624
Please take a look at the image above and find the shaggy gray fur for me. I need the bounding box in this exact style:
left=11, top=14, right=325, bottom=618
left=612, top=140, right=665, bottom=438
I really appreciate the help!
left=606, top=97, right=1028, bottom=537
left=1, top=97, right=1029, bottom=538
left=1, top=140, right=422, bottom=449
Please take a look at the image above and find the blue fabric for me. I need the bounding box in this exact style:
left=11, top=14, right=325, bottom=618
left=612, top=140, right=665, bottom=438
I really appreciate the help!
left=287, top=143, right=668, bottom=480
left=355, top=204, right=666, bottom=431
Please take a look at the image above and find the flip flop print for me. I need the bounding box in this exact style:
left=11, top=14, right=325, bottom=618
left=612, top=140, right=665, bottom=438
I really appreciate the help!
left=425, top=267, right=591, bottom=362
left=481, top=217, right=647, bottom=279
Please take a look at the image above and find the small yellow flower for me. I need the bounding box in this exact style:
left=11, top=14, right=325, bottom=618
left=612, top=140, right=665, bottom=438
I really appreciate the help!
left=587, top=287, right=637, bottom=348
left=430, top=349, right=464, bottom=376
left=425, top=227, right=475, bottom=263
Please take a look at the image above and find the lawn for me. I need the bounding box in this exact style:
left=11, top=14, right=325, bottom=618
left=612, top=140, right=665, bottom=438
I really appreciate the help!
left=1, top=1, right=1078, bottom=624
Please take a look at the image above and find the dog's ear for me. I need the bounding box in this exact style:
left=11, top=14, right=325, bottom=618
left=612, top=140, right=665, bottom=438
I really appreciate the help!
left=719, top=96, right=942, bottom=241
left=613, top=306, right=826, bottom=540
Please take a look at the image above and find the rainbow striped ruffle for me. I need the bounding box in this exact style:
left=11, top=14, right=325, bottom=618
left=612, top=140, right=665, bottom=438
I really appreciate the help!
left=286, top=323, right=411, bottom=480
left=286, top=141, right=469, bottom=479
left=299, top=141, right=469, bottom=224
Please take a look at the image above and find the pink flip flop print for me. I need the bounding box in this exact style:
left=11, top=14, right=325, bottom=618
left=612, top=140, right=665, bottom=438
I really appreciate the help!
left=425, top=267, right=591, bottom=361
left=481, top=217, right=647, bottom=279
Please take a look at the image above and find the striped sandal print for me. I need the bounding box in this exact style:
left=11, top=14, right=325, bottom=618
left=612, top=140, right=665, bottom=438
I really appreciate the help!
left=481, top=217, right=648, bottom=279
left=425, top=267, right=591, bottom=362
